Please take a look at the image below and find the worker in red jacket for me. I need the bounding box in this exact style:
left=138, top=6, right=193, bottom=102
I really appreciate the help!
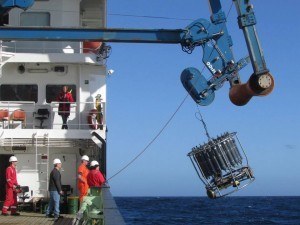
left=57, top=85, right=74, bottom=129
left=1, top=156, right=20, bottom=216
left=87, top=160, right=106, bottom=187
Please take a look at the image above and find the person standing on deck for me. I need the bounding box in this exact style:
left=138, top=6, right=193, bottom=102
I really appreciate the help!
left=46, top=158, right=63, bottom=222
left=1, top=156, right=21, bottom=216
left=57, top=85, right=74, bottom=129
left=77, top=155, right=90, bottom=203
left=87, top=160, right=106, bottom=187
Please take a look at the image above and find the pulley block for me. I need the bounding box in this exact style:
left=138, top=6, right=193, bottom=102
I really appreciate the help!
left=181, top=67, right=215, bottom=106
left=229, top=72, right=274, bottom=106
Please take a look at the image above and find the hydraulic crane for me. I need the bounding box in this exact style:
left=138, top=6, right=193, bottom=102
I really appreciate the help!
left=0, top=0, right=274, bottom=106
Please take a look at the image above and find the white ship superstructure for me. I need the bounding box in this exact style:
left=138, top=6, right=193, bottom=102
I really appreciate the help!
left=0, top=0, right=107, bottom=202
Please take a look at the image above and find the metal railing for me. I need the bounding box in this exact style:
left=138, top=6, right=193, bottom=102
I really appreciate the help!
left=0, top=101, right=105, bottom=130
left=1, top=41, right=99, bottom=54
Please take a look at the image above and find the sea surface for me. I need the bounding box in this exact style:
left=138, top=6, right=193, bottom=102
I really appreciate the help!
left=115, top=196, right=300, bottom=225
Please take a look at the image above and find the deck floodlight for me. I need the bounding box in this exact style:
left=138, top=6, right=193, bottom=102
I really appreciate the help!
left=188, top=132, right=254, bottom=199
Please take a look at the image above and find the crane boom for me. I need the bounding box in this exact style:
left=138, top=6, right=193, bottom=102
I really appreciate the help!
left=0, top=0, right=274, bottom=106
left=0, top=27, right=185, bottom=43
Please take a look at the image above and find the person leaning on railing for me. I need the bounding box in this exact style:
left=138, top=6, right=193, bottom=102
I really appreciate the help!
left=56, top=85, right=74, bottom=129
left=87, top=161, right=106, bottom=187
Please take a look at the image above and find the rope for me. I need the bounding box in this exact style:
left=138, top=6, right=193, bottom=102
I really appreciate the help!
left=109, top=2, right=234, bottom=22
left=27, top=8, right=195, bottom=21
left=107, top=2, right=234, bottom=181
left=108, top=13, right=194, bottom=21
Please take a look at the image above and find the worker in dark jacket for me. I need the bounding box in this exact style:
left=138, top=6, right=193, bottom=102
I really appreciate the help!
left=46, top=158, right=63, bottom=221
left=57, top=85, right=74, bottom=129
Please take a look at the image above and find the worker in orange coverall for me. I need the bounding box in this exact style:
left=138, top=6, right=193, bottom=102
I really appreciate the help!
left=1, top=156, right=21, bottom=216
left=87, top=160, right=106, bottom=187
left=77, top=155, right=90, bottom=202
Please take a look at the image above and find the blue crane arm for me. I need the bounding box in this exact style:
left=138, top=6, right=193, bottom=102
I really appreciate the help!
left=228, top=0, right=274, bottom=105
left=0, top=0, right=274, bottom=106
left=0, top=27, right=186, bottom=43
left=234, top=0, right=268, bottom=76
left=181, top=0, right=274, bottom=106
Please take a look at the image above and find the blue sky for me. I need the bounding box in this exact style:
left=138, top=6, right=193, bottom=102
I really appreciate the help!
left=105, top=0, right=300, bottom=197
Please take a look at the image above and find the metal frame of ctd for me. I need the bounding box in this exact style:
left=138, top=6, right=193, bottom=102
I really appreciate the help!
left=188, top=132, right=255, bottom=199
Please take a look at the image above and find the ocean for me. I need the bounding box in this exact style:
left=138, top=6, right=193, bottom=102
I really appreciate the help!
left=115, top=196, right=300, bottom=225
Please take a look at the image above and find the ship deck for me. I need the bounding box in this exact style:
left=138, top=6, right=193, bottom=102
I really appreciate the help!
left=0, top=187, right=125, bottom=225
left=0, top=212, right=75, bottom=225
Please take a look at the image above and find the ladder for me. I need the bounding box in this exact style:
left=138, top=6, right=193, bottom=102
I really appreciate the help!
left=35, top=133, right=50, bottom=196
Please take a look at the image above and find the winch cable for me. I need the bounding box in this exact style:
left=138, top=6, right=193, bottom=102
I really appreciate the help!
left=107, top=94, right=190, bottom=181
left=195, top=105, right=211, bottom=141
left=107, top=2, right=234, bottom=181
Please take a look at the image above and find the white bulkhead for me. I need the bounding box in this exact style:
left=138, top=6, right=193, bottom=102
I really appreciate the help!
left=0, top=0, right=107, bottom=201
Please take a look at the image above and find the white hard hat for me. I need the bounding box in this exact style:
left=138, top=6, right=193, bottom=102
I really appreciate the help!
left=9, top=156, right=18, bottom=162
left=53, top=158, right=62, bottom=165
left=90, top=160, right=99, bottom=167
left=81, top=155, right=89, bottom=161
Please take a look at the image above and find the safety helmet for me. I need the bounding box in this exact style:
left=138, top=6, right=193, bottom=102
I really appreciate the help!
left=90, top=160, right=99, bottom=167
left=53, top=158, right=62, bottom=165
left=9, top=156, right=18, bottom=162
left=81, top=155, right=89, bottom=161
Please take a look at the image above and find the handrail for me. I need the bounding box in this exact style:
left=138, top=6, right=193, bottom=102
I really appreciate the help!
left=0, top=101, right=35, bottom=129
left=0, top=101, right=105, bottom=130
left=1, top=42, right=99, bottom=54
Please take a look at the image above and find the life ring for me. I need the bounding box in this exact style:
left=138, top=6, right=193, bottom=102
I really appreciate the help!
left=83, top=42, right=102, bottom=53
left=87, top=109, right=103, bottom=129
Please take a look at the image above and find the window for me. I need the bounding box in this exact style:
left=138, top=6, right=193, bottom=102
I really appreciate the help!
left=20, top=12, right=50, bottom=26
left=0, top=14, right=9, bottom=26
left=0, top=85, right=38, bottom=102
left=46, top=85, right=76, bottom=103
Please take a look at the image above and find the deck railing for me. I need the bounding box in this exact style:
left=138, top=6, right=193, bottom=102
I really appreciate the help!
left=1, top=41, right=98, bottom=54
left=0, top=101, right=106, bottom=130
